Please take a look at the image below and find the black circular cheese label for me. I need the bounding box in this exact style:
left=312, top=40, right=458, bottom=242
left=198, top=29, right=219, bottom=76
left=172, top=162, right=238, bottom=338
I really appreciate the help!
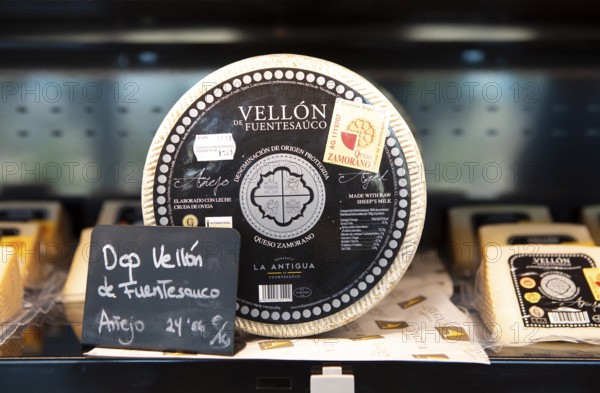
left=143, top=55, right=425, bottom=337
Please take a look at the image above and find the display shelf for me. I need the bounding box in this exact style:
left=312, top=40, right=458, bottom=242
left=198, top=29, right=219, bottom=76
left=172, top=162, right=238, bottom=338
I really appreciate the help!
left=2, top=3, right=600, bottom=390
left=0, top=300, right=599, bottom=392
left=2, top=263, right=600, bottom=392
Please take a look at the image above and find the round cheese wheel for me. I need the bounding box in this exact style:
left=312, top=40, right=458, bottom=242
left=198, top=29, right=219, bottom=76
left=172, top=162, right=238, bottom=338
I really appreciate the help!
left=142, top=54, right=426, bottom=337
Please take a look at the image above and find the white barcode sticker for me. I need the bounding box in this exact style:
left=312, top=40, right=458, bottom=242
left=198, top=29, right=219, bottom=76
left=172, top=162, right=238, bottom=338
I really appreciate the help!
left=259, top=284, right=293, bottom=303
left=548, top=311, right=590, bottom=324
left=193, top=133, right=236, bottom=161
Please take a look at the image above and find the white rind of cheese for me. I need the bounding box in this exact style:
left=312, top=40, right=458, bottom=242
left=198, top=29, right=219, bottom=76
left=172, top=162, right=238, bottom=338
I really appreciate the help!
left=581, top=205, right=600, bottom=245
left=61, top=228, right=93, bottom=303
left=449, top=205, right=552, bottom=276
left=0, top=246, right=24, bottom=323
left=479, top=244, right=600, bottom=346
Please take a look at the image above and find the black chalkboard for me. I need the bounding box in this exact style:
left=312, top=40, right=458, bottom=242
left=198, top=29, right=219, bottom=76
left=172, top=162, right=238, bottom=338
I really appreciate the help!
left=82, top=225, right=240, bottom=355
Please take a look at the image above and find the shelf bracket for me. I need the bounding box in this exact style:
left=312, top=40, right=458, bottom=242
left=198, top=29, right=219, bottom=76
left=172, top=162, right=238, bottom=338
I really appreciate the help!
left=310, top=365, right=354, bottom=393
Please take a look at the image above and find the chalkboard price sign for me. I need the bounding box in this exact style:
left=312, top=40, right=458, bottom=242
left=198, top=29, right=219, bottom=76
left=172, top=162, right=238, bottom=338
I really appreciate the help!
left=82, top=226, right=240, bottom=355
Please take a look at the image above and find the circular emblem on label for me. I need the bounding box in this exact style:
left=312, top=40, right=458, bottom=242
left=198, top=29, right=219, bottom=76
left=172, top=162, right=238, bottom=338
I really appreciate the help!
left=540, top=273, right=578, bottom=301
left=239, top=153, right=326, bottom=240
left=182, top=214, right=199, bottom=227
left=294, top=287, right=313, bottom=298
left=524, top=292, right=541, bottom=304
left=529, top=306, right=545, bottom=318
left=520, top=277, right=536, bottom=289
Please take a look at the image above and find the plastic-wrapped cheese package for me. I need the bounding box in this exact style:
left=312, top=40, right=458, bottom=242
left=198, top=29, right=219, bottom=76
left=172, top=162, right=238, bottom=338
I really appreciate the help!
left=449, top=205, right=552, bottom=276
left=0, top=201, right=70, bottom=268
left=0, top=222, right=44, bottom=287
left=478, top=244, right=600, bottom=346
left=142, top=54, right=426, bottom=337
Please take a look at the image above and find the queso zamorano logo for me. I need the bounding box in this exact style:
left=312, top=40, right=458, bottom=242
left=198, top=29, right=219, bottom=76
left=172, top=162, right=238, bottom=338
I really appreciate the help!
left=341, top=118, right=377, bottom=150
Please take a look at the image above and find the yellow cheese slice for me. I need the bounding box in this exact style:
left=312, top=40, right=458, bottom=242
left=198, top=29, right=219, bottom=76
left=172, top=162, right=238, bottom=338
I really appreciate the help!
left=0, top=246, right=24, bottom=323
left=0, top=222, right=43, bottom=287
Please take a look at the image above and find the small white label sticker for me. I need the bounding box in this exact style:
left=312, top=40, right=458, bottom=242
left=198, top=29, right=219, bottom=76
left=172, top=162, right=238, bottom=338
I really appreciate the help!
left=193, top=134, right=236, bottom=161
left=205, top=216, right=233, bottom=228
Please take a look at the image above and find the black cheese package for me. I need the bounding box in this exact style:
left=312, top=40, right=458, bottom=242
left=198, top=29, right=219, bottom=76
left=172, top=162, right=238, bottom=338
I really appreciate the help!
left=478, top=244, right=600, bottom=346
left=142, top=54, right=426, bottom=337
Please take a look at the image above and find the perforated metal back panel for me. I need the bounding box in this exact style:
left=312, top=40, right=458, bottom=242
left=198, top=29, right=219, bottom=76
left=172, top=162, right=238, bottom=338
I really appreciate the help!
left=1, top=65, right=599, bottom=244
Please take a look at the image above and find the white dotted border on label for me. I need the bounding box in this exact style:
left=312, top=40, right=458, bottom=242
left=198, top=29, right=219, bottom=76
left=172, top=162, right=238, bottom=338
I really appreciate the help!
left=154, top=68, right=410, bottom=323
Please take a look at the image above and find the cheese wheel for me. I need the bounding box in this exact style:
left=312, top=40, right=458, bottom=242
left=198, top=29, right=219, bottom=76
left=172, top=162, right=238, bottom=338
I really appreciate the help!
left=0, top=246, right=23, bottom=323
left=61, top=228, right=93, bottom=303
left=142, top=54, right=426, bottom=337
left=0, top=222, right=43, bottom=287
left=449, top=205, right=552, bottom=276
left=479, top=244, right=600, bottom=345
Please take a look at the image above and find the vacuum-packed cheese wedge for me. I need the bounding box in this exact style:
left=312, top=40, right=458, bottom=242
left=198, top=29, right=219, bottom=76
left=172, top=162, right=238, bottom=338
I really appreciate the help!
left=142, top=54, right=426, bottom=337
left=0, top=337, right=22, bottom=357
left=449, top=205, right=552, bottom=276
left=581, top=205, right=600, bottom=245
left=0, top=246, right=23, bottom=323
left=96, top=200, right=143, bottom=225
left=0, top=222, right=43, bottom=287
left=0, top=201, right=70, bottom=266
left=61, top=228, right=93, bottom=303
left=479, top=244, right=600, bottom=345
left=479, top=223, right=595, bottom=251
